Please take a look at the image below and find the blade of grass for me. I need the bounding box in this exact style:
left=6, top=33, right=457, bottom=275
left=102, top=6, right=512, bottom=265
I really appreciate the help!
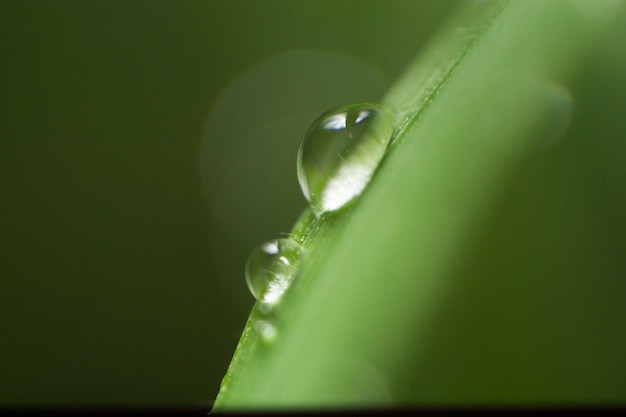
left=213, top=0, right=624, bottom=409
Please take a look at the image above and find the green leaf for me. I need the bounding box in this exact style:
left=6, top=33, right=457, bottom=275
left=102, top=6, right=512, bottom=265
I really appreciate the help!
left=213, top=0, right=625, bottom=409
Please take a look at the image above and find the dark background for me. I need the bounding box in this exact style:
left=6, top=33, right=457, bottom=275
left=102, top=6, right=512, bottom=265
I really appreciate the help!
left=0, top=1, right=460, bottom=406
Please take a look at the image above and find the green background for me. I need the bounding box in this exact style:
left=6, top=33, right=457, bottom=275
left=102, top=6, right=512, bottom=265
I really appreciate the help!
left=0, top=0, right=461, bottom=407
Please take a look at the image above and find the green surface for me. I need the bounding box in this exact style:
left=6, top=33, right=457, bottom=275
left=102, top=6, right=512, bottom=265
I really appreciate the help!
left=214, top=0, right=626, bottom=409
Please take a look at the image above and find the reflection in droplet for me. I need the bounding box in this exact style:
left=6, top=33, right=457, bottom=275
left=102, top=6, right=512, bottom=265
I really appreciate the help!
left=245, top=238, right=299, bottom=306
left=297, top=103, right=395, bottom=214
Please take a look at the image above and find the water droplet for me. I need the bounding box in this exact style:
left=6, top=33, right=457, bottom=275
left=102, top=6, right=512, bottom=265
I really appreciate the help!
left=254, top=320, right=277, bottom=343
left=245, top=238, right=299, bottom=304
left=297, top=103, right=395, bottom=214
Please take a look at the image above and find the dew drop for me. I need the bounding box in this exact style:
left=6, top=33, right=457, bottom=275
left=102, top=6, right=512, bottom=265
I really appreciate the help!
left=245, top=238, right=299, bottom=304
left=254, top=320, right=277, bottom=343
left=297, top=103, right=395, bottom=214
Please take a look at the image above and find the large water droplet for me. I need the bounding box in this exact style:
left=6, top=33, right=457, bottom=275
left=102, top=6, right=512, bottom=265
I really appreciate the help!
left=245, top=238, right=299, bottom=304
left=297, top=103, right=395, bottom=214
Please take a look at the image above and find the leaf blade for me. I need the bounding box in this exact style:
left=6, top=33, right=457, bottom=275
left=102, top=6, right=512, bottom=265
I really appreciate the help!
left=214, top=0, right=624, bottom=409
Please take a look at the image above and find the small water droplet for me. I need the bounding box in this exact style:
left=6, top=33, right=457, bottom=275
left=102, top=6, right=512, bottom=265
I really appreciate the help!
left=297, top=103, right=395, bottom=214
left=254, top=320, right=277, bottom=343
left=245, top=238, right=299, bottom=304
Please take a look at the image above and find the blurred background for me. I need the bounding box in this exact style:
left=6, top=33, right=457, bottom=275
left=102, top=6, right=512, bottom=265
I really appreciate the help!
left=0, top=0, right=462, bottom=407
